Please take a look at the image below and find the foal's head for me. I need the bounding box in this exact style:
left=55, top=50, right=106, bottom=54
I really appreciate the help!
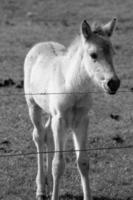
left=81, top=18, right=120, bottom=95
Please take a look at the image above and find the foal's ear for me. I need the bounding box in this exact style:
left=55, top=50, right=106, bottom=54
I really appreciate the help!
left=102, top=18, right=117, bottom=37
left=81, top=20, right=92, bottom=40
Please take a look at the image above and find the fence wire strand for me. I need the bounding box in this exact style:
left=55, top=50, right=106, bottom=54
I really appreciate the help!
left=0, top=90, right=132, bottom=96
left=0, top=145, right=133, bottom=158
left=0, top=89, right=132, bottom=96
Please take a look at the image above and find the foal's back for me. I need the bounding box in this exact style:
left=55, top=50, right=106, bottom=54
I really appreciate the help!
left=24, top=41, right=66, bottom=107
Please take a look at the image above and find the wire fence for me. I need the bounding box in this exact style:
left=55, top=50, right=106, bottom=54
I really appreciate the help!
left=0, top=88, right=133, bottom=158
left=0, top=145, right=133, bottom=158
left=0, top=89, right=132, bottom=96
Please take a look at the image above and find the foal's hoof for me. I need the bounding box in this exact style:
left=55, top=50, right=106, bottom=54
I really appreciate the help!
left=37, top=195, right=47, bottom=200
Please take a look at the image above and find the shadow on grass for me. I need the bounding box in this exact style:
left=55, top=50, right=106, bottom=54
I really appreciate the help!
left=46, top=194, right=124, bottom=200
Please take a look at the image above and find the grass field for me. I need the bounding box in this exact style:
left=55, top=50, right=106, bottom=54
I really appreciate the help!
left=0, top=0, right=133, bottom=199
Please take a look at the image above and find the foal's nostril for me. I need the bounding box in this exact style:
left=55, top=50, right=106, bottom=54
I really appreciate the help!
left=107, top=78, right=120, bottom=92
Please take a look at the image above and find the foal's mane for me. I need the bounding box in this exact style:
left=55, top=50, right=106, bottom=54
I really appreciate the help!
left=66, top=35, right=82, bottom=58
left=91, top=21, right=106, bottom=36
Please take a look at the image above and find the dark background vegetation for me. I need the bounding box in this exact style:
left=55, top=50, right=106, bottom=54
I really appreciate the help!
left=0, top=0, right=133, bottom=199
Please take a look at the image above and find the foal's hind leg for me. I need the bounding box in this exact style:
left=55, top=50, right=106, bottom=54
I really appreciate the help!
left=28, top=102, right=46, bottom=200
left=45, top=118, right=54, bottom=197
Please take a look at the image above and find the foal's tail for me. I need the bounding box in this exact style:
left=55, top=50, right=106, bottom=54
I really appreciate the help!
left=44, top=115, right=52, bottom=143
left=45, top=115, right=51, bottom=129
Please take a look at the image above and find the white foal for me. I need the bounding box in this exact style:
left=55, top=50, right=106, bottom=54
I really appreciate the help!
left=24, top=18, right=120, bottom=200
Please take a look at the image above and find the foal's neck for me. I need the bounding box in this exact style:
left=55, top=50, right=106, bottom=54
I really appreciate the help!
left=65, top=42, right=90, bottom=93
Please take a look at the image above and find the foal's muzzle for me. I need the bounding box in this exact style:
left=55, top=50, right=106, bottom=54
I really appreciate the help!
left=106, top=77, right=120, bottom=95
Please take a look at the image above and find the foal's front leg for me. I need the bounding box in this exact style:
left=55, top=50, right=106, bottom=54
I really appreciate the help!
left=73, top=115, right=92, bottom=200
left=51, top=114, right=66, bottom=200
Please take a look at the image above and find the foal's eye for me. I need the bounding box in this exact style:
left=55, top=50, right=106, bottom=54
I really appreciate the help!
left=90, top=52, right=98, bottom=60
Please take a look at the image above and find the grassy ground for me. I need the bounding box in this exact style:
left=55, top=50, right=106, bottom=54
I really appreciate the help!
left=0, top=0, right=133, bottom=199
